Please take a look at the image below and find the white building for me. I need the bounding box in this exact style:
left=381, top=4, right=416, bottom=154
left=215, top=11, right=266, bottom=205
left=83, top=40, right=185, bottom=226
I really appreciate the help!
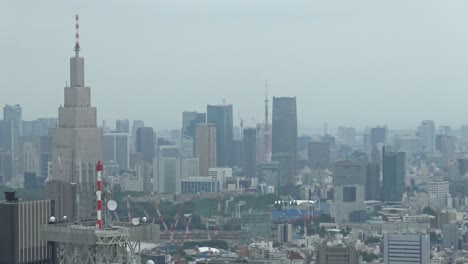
left=179, top=176, right=220, bottom=194
left=208, top=167, right=232, bottom=190
left=427, top=179, right=451, bottom=208
left=384, top=233, right=429, bottom=264
left=332, top=184, right=365, bottom=224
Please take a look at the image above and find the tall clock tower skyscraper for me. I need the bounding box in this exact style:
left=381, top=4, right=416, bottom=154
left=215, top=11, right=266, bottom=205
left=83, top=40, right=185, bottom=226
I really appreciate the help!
left=46, top=15, right=103, bottom=220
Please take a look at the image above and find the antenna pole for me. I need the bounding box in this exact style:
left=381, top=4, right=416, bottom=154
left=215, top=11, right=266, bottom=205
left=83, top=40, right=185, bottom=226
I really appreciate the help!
left=74, top=15, right=80, bottom=57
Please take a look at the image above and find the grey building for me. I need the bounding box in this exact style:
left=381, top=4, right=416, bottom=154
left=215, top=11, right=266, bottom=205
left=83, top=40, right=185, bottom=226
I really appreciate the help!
left=277, top=223, right=292, bottom=244
left=0, top=192, right=54, bottom=264
left=442, top=223, right=459, bottom=249
left=182, top=111, right=206, bottom=139
left=136, top=127, right=155, bottom=163
left=366, top=162, right=380, bottom=200
left=308, top=141, right=331, bottom=169
left=258, top=161, right=280, bottom=190
left=333, top=161, right=367, bottom=187
left=131, top=120, right=144, bottom=152
left=272, top=97, right=297, bottom=189
left=0, top=149, right=12, bottom=184
left=40, top=136, right=53, bottom=179
left=207, top=105, right=233, bottom=167
left=316, top=241, right=359, bottom=264
left=46, top=38, right=103, bottom=221
left=1, top=104, right=22, bottom=182
left=418, top=120, right=436, bottom=153
left=383, top=151, right=406, bottom=202
left=115, top=119, right=130, bottom=133
left=384, top=233, right=430, bottom=264
left=104, top=132, right=130, bottom=170
left=242, top=128, right=256, bottom=178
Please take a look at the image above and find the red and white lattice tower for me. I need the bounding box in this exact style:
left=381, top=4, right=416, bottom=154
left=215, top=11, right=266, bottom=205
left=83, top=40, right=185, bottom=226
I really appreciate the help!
left=74, top=15, right=80, bottom=56
left=96, top=160, right=103, bottom=229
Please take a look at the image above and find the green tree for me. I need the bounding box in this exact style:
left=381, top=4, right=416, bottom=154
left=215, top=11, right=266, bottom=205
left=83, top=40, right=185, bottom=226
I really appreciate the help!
left=422, top=207, right=436, bottom=216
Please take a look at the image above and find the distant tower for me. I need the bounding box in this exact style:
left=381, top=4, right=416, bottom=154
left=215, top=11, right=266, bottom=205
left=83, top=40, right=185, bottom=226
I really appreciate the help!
left=46, top=15, right=103, bottom=221
left=264, top=84, right=271, bottom=161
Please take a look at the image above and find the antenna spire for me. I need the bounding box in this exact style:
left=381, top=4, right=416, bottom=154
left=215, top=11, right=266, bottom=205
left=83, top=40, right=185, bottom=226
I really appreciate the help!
left=74, top=15, right=80, bottom=56
left=265, top=82, right=269, bottom=129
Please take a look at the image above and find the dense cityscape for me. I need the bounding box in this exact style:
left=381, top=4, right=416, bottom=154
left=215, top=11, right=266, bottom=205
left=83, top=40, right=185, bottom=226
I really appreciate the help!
left=3, top=6, right=468, bottom=264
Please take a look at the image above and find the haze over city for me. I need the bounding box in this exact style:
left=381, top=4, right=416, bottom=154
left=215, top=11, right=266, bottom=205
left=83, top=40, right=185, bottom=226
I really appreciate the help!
left=3, top=1, right=468, bottom=130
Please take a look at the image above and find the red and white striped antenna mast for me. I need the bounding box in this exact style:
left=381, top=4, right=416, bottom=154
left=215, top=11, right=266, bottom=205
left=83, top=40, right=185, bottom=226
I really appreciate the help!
left=74, top=15, right=80, bottom=56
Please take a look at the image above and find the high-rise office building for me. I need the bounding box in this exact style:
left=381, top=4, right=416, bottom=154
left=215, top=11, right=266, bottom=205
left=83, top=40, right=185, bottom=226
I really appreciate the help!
left=39, top=136, right=53, bottom=179
left=272, top=97, right=297, bottom=188
left=207, top=105, right=233, bottom=167
left=18, top=137, right=41, bottom=177
left=131, top=120, right=144, bottom=152
left=0, top=192, right=54, bottom=264
left=46, top=34, right=103, bottom=221
left=0, top=149, right=12, bottom=184
left=181, top=158, right=199, bottom=180
left=427, top=179, right=451, bottom=208
left=195, top=123, right=216, bottom=176
left=22, top=118, right=57, bottom=138
left=333, top=161, right=367, bottom=187
left=242, top=128, right=256, bottom=178
left=383, top=233, right=430, bottom=264
left=436, top=135, right=457, bottom=165
left=136, top=127, right=155, bottom=163
left=136, top=161, right=153, bottom=193
left=115, top=119, right=130, bottom=133
left=258, top=161, right=280, bottom=190
left=154, top=146, right=180, bottom=194
left=418, top=120, right=436, bottom=153
left=277, top=223, right=292, bottom=244
left=182, top=111, right=206, bottom=139
left=103, top=133, right=130, bottom=170
left=316, top=241, right=359, bottom=264
left=1, top=104, right=22, bottom=182
left=332, top=184, right=365, bottom=224
left=383, top=151, right=406, bottom=202
left=442, top=223, right=459, bottom=249
left=366, top=162, right=380, bottom=200
left=338, top=126, right=356, bottom=146
left=308, top=141, right=331, bottom=169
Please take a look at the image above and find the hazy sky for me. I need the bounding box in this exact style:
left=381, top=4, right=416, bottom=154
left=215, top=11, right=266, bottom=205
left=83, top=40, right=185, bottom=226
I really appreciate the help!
left=2, top=1, right=468, bottom=133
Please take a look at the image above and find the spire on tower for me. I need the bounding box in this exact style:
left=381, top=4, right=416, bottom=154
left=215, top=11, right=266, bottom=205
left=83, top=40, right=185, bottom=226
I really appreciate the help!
left=74, top=15, right=80, bottom=56
left=265, top=82, right=269, bottom=129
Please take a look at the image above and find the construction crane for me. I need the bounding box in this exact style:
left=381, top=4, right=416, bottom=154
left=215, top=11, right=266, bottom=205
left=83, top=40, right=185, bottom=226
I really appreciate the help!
left=152, top=199, right=169, bottom=234
left=170, top=205, right=183, bottom=241
left=183, top=213, right=193, bottom=242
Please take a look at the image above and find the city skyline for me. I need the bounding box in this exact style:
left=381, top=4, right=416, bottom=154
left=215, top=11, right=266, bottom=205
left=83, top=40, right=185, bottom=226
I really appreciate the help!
left=4, top=1, right=468, bottom=130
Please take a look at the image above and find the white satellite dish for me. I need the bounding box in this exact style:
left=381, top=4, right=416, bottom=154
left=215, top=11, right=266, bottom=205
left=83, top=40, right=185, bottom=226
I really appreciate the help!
left=131, top=218, right=140, bottom=226
left=107, top=200, right=118, bottom=211
left=142, top=217, right=148, bottom=223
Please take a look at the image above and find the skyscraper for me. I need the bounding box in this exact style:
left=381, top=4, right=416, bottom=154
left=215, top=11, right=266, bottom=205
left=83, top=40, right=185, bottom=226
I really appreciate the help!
left=207, top=105, right=233, bottom=167
left=383, top=151, right=405, bottom=202
left=136, top=127, right=155, bottom=163
left=131, top=120, right=144, bottom=152
left=1, top=104, right=22, bottom=182
left=46, top=20, right=103, bottom=221
left=115, top=119, right=130, bottom=133
left=366, top=162, right=380, bottom=200
left=182, top=111, right=206, bottom=139
left=242, top=128, right=256, bottom=178
left=195, top=123, right=216, bottom=176
left=308, top=141, right=331, bottom=169
left=103, top=133, right=130, bottom=170
left=272, top=97, right=297, bottom=188
left=370, top=126, right=387, bottom=164
left=418, top=120, right=436, bottom=153
left=442, top=223, right=459, bottom=250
